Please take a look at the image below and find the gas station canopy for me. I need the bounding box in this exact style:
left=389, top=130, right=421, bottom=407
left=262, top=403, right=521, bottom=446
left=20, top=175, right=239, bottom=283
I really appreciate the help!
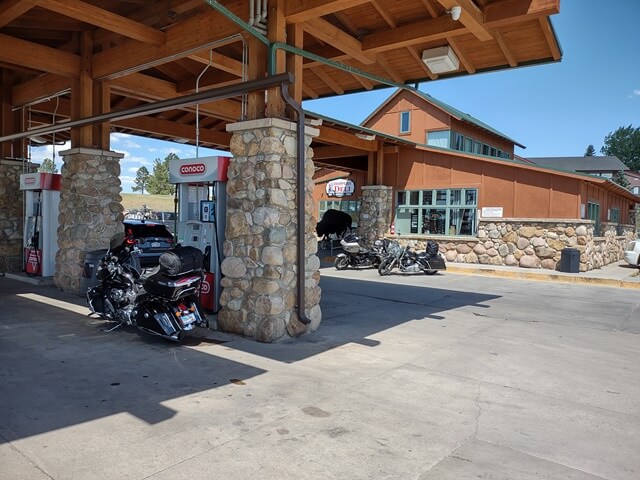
left=0, top=0, right=561, bottom=151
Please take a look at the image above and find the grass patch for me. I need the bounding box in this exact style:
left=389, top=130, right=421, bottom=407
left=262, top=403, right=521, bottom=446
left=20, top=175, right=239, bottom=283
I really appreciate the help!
left=121, top=193, right=175, bottom=213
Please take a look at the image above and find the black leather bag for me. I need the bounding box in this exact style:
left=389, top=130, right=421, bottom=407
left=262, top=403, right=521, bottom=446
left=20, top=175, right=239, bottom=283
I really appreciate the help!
left=158, top=246, right=204, bottom=276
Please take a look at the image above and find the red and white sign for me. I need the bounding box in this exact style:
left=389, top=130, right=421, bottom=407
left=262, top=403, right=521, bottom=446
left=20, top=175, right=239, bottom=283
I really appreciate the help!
left=179, top=163, right=206, bottom=175
left=326, top=179, right=355, bottom=198
left=19, top=173, right=62, bottom=191
left=169, top=156, right=230, bottom=184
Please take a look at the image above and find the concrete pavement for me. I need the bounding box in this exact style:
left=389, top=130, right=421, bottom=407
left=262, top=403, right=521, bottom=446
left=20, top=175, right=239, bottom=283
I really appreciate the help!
left=0, top=264, right=638, bottom=479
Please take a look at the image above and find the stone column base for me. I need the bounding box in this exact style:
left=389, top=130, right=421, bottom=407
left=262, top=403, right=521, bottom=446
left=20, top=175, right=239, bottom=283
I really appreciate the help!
left=55, top=148, right=124, bottom=293
left=219, top=118, right=321, bottom=342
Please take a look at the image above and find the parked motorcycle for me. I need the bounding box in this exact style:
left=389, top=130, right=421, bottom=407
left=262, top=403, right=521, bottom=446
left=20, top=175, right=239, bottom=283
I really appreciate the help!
left=87, top=232, right=206, bottom=342
left=377, top=240, right=446, bottom=276
left=334, top=234, right=389, bottom=270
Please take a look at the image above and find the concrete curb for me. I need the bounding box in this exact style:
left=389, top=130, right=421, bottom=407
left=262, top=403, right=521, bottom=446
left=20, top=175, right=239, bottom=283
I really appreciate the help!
left=445, top=264, right=640, bottom=289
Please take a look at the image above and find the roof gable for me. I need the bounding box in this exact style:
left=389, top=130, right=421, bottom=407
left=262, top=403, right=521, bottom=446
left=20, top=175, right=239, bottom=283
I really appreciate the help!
left=361, top=88, right=524, bottom=148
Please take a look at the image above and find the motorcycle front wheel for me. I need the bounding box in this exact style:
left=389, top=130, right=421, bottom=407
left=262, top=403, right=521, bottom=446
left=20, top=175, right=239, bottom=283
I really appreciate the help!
left=334, top=255, right=350, bottom=270
left=425, top=270, right=438, bottom=275
left=378, top=259, right=394, bottom=276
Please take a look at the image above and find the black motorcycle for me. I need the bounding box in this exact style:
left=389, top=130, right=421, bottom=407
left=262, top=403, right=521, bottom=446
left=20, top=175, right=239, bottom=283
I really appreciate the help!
left=378, top=240, right=446, bottom=276
left=87, top=232, right=206, bottom=342
left=334, top=234, right=388, bottom=270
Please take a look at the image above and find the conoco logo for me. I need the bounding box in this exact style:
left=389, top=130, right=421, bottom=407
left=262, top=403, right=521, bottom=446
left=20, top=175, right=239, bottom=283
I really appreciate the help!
left=180, top=163, right=206, bottom=175
left=25, top=177, right=36, bottom=184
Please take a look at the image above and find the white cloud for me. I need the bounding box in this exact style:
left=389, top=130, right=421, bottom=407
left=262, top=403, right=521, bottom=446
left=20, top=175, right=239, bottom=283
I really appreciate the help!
left=28, top=141, right=71, bottom=164
left=634, top=89, right=640, bottom=96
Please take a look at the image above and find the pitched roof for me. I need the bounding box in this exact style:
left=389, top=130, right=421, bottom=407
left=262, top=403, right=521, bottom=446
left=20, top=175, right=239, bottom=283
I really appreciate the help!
left=361, top=88, right=525, bottom=148
left=527, top=156, right=627, bottom=173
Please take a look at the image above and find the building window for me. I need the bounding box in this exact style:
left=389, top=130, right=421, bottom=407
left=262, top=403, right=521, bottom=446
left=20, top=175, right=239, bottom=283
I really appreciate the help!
left=610, top=208, right=620, bottom=223
left=400, top=111, right=411, bottom=134
left=464, top=137, right=473, bottom=152
left=319, top=200, right=361, bottom=228
left=394, top=188, right=478, bottom=236
left=427, top=130, right=450, bottom=148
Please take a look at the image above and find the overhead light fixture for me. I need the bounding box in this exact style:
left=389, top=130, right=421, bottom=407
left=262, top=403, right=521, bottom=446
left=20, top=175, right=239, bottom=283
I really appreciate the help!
left=422, top=46, right=460, bottom=74
left=29, top=136, right=48, bottom=144
left=450, top=6, right=462, bottom=21
left=173, top=138, right=190, bottom=144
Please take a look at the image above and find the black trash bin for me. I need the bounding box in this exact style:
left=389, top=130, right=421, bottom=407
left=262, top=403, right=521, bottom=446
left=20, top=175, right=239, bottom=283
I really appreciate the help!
left=558, top=247, right=580, bottom=273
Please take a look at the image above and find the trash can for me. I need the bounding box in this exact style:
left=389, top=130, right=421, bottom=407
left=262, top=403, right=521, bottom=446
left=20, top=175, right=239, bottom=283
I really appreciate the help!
left=558, top=248, right=580, bottom=273
left=80, top=249, right=108, bottom=293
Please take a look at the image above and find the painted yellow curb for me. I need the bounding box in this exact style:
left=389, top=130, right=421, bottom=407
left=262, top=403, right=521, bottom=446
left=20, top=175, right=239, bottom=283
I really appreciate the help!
left=445, top=265, right=640, bottom=289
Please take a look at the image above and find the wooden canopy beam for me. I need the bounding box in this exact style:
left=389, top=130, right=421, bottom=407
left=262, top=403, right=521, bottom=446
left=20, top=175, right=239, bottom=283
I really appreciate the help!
left=483, top=0, right=560, bottom=27
left=317, top=125, right=377, bottom=152
left=92, top=7, right=244, bottom=80
left=285, top=0, right=370, bottom=23
left=115, top=116, right=231, bottom=148
left=303, top=18, right=376, bottom=65
left=0, top=33, right=80, bottom=77
left=38, top=0, right=165, bottom=45
left=436, top=0, right=492, bottom=41
left=12, top=74, right=71, bottom=107
left=0, top=0, right=37, bottom=28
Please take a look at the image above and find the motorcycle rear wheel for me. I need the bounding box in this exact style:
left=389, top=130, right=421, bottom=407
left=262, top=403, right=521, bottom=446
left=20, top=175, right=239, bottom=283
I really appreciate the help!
left=425, top=270, right=438, bottom=275
left=334, top=256, right=349, bottom=270
left=378, top=259, right=393, bottom=276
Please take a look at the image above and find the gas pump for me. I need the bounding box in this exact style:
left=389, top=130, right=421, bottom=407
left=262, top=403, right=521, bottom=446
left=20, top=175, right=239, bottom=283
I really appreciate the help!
left=19, top=173, right=61, bottom=278
left=169, top=156, right=229, bottom=312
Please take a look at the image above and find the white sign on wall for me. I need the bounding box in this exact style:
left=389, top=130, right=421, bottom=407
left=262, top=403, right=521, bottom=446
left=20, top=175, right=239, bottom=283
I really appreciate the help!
left=481, top=207, right=503, bottom=218
left=326, top=179, right=355, bottom=197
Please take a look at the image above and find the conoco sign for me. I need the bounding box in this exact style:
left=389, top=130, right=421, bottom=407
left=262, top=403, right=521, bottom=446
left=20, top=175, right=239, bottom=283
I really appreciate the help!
left=179, top=163, right=206, bottom=175
left=326, top=179, right=355, bottom=197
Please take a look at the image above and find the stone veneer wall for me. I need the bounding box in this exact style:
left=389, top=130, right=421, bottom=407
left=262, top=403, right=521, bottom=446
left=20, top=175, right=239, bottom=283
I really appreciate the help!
left=55, top=148, right=124, bottom=293
left=0, top=159, right=36, bottom=273
left=357, top=185, right=393, bottom=245
left=218, top=118, right=321, bottom=342
left=396, top=218, right=635, bottom=272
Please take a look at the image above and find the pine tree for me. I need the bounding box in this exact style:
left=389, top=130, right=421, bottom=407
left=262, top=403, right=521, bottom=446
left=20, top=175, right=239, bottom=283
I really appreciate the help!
left=146, top=153, right=178, bottom=194
left=38, top=158, right=58, bottom=173
left=132, top=166, right=150, bottom=194
left=584, top=145, right=596, bottom=156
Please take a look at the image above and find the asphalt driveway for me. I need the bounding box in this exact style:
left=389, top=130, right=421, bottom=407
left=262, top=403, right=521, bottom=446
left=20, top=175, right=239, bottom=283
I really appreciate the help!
left=0, top=269, right=638, bottom=479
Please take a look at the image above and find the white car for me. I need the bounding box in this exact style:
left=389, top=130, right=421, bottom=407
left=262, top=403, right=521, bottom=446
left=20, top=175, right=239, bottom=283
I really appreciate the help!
left=624, top=240, right=640, bottom=266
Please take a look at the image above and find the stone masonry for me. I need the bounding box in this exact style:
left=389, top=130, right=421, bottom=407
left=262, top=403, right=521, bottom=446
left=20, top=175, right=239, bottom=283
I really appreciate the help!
left=55, top=148, right=124, bottom=293
left=357, top=185, right=393, bottom=245
left=0, top=159, right=36, bottom=273
left=219, top=118, right=321, bottom=342
left=397, top=218, right=635, bottom=272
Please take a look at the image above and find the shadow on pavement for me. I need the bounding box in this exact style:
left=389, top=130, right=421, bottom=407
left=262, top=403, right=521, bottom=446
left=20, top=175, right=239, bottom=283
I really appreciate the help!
left=0, top=270, right=500, bottom=442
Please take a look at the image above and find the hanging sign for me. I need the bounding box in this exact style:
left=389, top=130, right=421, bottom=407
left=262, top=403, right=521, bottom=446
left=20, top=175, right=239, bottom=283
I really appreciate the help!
left=326, top=179, right=355, bottom=197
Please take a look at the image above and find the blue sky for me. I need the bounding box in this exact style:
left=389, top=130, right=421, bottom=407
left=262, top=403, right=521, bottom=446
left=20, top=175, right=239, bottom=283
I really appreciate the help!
left=30, top=0, right=639, bottom=193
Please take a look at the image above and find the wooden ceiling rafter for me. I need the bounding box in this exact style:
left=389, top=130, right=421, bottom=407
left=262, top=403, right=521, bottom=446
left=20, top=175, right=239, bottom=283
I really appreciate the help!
left=37, top=0, right=166, bottom=45
left=0, top=0, right=38, bottom=28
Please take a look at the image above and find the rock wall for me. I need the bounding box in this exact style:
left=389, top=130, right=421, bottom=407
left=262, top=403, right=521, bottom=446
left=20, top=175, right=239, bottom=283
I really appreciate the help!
left=395, top=219, right=635, bottom=272
left=55, top=148, right=124, bottom=293
left=0, top=159, right=35, bottom=273
left=219, top=118, right=320, bottom=342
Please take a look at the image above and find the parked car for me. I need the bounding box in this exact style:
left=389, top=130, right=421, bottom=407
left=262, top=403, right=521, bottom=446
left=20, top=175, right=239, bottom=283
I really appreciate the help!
left=150, top=211, right=177, bottom=234
left=623, top=240, right=640, bottom=267
left=123, top=220, right=174, bottom=267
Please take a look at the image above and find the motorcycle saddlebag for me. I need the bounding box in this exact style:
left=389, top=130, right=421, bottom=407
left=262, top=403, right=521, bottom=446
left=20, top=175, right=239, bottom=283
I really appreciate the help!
left=144, top=271, right=202, bottom=301
left=340, top=233, right=362, bottom=253
left=159, top=246, right=203, bottom=277
left=426, top=254, right=446, bottom=270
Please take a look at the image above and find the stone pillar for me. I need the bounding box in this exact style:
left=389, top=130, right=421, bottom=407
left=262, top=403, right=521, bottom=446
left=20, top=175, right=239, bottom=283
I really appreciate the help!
left=0, top=159, right=36, bottom=273
left=55, top=148, right=124, bottom=293
left=357, top=185, right=394, bottom=244
left=219, top=118, right=321, bottom=342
